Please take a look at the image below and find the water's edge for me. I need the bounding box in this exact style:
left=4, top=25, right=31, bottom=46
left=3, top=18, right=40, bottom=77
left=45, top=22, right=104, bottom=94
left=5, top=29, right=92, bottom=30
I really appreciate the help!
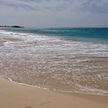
left=0, top=29, right=108, bottom=96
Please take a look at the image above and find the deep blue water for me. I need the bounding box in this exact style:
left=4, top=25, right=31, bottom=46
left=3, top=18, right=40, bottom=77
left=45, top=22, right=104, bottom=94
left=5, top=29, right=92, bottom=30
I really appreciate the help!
left=2, top=27, right=108, bottom=42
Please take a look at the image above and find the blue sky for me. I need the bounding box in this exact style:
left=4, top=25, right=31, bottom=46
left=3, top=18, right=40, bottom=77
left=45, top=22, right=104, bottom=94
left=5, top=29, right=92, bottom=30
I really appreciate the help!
left=0, top=0, right=108, bottom=27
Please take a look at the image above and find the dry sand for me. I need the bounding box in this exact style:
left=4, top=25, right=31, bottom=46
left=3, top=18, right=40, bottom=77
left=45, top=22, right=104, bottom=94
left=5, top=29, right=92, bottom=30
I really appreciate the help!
left=0, top=77, right=108, bottom=108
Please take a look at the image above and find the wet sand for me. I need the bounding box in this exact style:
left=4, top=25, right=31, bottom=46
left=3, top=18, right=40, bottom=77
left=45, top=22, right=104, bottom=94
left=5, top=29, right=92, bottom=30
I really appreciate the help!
left=0, top=77, right=108, bottom=108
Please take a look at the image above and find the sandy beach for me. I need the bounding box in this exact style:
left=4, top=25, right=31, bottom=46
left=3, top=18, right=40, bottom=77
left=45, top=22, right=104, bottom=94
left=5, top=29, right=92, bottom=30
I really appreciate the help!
left=0, top=77, right=108, bottom=108
left=1, top=0, right=108, bottom=107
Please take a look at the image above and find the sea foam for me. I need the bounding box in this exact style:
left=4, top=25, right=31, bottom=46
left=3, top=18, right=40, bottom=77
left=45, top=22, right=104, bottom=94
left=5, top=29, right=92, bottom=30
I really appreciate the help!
left=0, top=30, right=108, bottom=96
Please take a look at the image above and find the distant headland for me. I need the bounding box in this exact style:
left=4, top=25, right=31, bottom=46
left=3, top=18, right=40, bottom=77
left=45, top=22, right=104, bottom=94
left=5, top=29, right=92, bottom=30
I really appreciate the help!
left=0, top=25, right=24, bottom=28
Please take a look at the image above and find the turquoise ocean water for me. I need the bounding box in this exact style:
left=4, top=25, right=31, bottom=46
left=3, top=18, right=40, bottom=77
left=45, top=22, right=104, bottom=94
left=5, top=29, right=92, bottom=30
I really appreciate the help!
left=3, top=27, right=108, bottom=42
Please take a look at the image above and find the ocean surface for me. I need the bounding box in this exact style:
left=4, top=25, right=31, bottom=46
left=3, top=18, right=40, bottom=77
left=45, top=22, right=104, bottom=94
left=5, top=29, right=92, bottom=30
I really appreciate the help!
left=0, top=28, right=108, bottom=95
left=3, top=27, right=108, bottom=41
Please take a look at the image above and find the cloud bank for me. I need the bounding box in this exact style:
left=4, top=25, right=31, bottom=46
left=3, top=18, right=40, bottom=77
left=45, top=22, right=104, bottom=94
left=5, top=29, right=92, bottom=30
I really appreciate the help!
left=0, top=0, right=108, bottom=12
left=0, top=0, right=108, bottom=27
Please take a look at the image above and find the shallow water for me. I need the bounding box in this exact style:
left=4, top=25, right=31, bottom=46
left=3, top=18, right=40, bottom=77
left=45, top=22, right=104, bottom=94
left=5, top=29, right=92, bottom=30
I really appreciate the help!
left=0, top=30, right=108, bottom=95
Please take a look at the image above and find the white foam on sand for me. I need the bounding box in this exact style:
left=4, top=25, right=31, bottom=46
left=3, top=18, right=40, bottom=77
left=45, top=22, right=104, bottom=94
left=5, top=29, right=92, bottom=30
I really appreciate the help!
left=0, top=30, right=108, bottom=96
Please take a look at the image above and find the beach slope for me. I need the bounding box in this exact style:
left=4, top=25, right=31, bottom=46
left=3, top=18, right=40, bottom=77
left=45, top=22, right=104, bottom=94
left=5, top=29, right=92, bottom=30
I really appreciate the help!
left=0, top=78, right=108, bottom=108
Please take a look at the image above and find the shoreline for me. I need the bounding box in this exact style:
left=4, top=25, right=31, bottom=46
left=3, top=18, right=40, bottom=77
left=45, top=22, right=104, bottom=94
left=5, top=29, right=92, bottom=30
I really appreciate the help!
left=3, top=75, right=108, bottom=96
left=0, top=31, right=108, bottom=108
left=0, top=77, right=108, bottom=108
left=0, top=32, right=108, bottom=97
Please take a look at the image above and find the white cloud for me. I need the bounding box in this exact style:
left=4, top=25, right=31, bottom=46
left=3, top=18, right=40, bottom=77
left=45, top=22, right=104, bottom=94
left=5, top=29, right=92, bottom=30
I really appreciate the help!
left=0, top=0, right=108, bottom=27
